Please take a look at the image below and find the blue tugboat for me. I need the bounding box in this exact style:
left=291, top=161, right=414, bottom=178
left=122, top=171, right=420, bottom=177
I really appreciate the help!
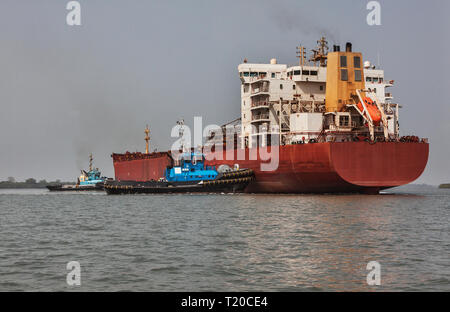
left=47, top=154, right=108, bottom=191
left=165, top=152, right=219, bottom=182
left=104, top=151, right=254, bottom=194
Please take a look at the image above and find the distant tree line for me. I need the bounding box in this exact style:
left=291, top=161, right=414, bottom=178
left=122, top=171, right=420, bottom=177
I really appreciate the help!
left=0, top=177, right=74, bottom=188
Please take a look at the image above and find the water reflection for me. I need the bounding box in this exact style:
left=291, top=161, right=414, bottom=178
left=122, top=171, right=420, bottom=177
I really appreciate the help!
left=0, top=188, right=448, bottom=291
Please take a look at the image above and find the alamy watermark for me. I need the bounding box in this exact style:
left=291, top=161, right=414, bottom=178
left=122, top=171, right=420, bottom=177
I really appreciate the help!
left=366, top=1, right=381, bottom=26
left=66, top=1, right=81, bottom=26
left=169, top=117, right=280, bottom=172
left=366, top=261, right=381, bottom=286
left=66, top=261, right=81, bottom=286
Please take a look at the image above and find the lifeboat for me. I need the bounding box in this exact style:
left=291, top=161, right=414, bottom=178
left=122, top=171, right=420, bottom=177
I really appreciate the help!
left=357, top=97, right=382, bottom=125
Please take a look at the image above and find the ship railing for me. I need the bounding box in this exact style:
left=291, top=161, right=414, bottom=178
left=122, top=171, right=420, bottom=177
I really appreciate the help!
left=252, top=114, right=270, bottom=121
left=248, top=75, right=269, bottom=83
left=251, top=87, right=270, bottom=95
left=251, top=101, right=270, bottom=108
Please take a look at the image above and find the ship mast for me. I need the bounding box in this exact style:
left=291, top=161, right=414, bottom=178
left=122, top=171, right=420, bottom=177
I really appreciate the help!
left=309, top=36, right=329, bottom=67
left=144, top=125, right=150, bottom=154
left=296, top=45, right=307, bottom=66
left=177, top=119, right=185, bottom=152
left=89, top=153, right=93, bottom=172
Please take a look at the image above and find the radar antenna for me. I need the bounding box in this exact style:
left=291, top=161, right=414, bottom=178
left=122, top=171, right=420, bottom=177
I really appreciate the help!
left=309, top=36, right=329, bottom=67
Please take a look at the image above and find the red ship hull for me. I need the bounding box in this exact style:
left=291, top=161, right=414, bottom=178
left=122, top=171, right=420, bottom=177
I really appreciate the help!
left=112, top=142, right=429, bottom=194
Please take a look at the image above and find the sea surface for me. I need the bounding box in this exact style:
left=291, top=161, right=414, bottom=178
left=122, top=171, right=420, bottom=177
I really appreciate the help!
left=0, top=185, right=448, bottom=291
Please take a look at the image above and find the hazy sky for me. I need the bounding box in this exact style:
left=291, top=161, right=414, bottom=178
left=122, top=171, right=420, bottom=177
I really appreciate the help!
left=0, top=0, right=448, bottom=184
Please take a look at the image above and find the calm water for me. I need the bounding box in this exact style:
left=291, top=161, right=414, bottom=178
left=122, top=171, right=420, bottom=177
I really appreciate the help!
left=0, top=186, right=448, bottom=291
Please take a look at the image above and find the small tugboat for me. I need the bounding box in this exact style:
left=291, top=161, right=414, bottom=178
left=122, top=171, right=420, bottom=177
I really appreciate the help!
left=104, top=152, right=254, bottom=194
left=47, top=154, right=107, bottom=192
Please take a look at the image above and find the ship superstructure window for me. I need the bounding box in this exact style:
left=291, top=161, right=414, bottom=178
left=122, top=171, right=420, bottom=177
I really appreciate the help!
left=292, top=85, right=296, bottom=90
left=373, top=77, right=379, bottom=82
left=303, top=70, right=310, bottom=75
left=320, top=85, right=324, bottom=91
left=310, top=70, right=318, bottom=75
left=355, top=70, right=362, bottom=82
left=366, top=77, right=372, bottom=82
left=339, top=115, right=350, bottom=127
left=294, top=70, right=301, bottom=75
left=280, top=84, right=283, bottom=90
left=258, top=72, right=267, bottom=77
left=354, top=56, right=361, bottom=68
left=340, top=55, right=347, bottom=67
left=250, top=72, right=258, bottom=77
left=271, top=73, right=275, bottom=78
left=341, top=69, right=348, bottom=81
left=243, top=72, right=249, bottom=77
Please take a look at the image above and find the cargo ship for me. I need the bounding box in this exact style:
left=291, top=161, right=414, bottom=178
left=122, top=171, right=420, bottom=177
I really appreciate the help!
left=110, top=38, right=429, bottom=194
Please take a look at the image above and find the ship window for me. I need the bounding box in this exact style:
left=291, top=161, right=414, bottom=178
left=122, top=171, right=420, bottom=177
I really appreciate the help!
left=294, top=70, right=301, bottom=75
left=271, top=73, right=275, bottom=78
left=303, top=70, right=310, bottom=75
left=250, top=72, right=258, bottom=77
left=379, top=78, right=383, bottom=83
left=341, top=69, right=348, bottom=81
left=280, top=84, right=283, bottom=90
left=240, top=72, right=243, bottom=77
left=340, top=55, right=347, bottom=67
left=243, top=72, right=249, bottom=77
left=320, top=85, right=324, bottom=91
left=354, top=56, right=361, bottom=68
left=293, top=85, right=296, bottom=90
left=339, top=115, right=350, bottom=127
left=373, top=77, right=379, bottom=82
left=310, top=70, right=318, bottom=75
left=259, top=72, right=266, bottom=77
left=366, top=77, right=372, bottom=82
left=355, top=70, right=362, bottom=81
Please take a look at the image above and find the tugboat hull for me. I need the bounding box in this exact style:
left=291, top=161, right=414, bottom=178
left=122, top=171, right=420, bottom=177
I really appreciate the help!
left=46, top=184, right=104, bottom=192
left=104, top=170, right=254, bottom=195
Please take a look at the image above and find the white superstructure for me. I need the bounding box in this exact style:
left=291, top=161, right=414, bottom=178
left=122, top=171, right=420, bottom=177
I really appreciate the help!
left=237, top=39, right=400, bottom=147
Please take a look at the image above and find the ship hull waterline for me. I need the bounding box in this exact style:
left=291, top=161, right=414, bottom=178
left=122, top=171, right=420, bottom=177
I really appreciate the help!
left=46, top=184, right=105, bottom=192
left=111, top=142, right=429, bottom=194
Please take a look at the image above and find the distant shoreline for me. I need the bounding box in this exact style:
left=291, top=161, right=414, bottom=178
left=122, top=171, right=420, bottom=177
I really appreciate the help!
left=0, top=182, right=75, bottom=189
left=439, top=184, right=450, bottom=189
